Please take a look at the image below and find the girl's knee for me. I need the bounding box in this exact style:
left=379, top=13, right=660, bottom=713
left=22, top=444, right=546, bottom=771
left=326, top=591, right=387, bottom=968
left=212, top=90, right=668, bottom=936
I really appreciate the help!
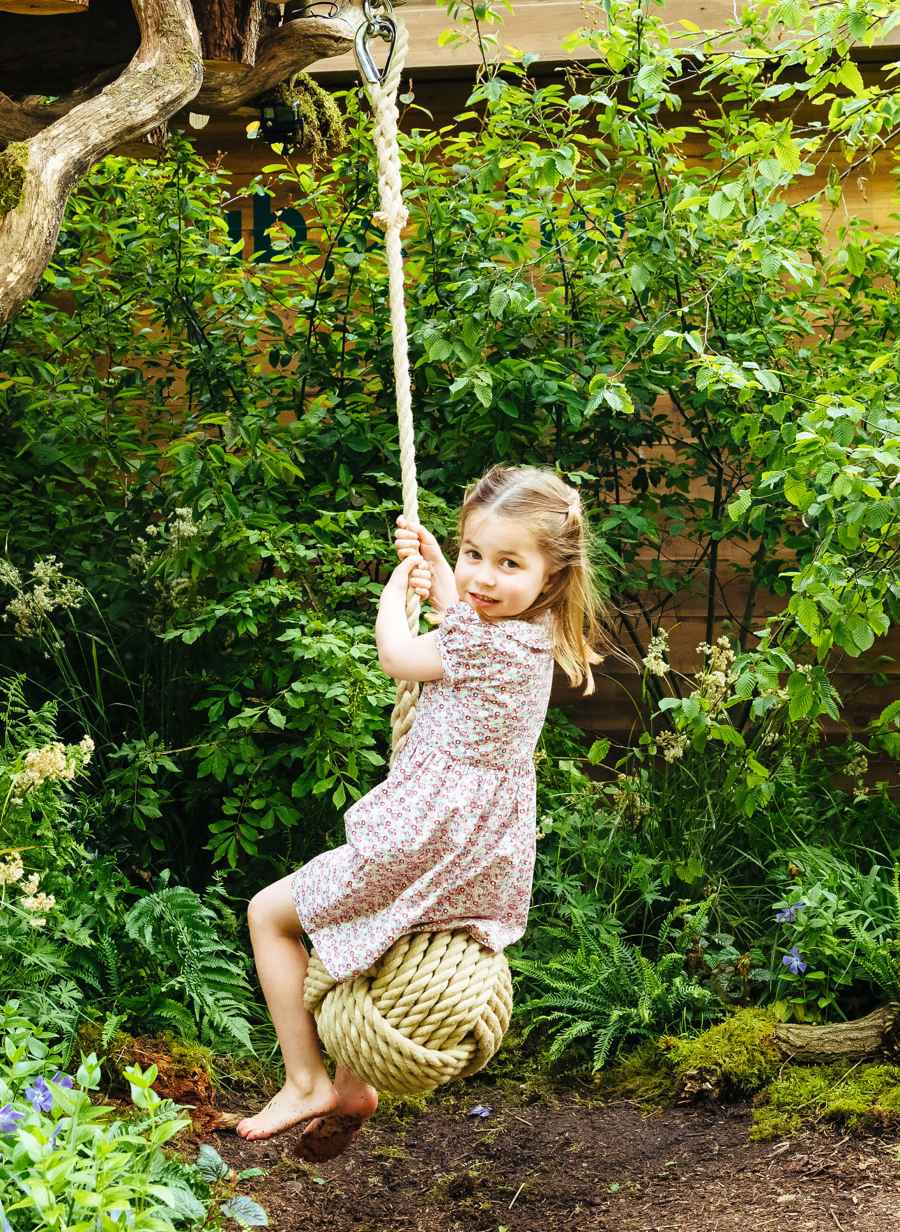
left=247, top=876, right=299, bottom=935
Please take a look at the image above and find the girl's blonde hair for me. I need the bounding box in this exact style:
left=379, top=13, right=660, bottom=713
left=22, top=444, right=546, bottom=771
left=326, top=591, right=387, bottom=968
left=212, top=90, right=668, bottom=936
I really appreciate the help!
left=457, top=464, right=612, bottom=696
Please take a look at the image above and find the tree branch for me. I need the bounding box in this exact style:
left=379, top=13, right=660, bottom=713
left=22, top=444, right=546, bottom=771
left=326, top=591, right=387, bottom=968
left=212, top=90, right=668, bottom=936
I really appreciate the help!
left=0, top=0, right=203, bottom=326
left=0, top=11, right=361, bottom=147
left=192, top=13, right=360, bottom=114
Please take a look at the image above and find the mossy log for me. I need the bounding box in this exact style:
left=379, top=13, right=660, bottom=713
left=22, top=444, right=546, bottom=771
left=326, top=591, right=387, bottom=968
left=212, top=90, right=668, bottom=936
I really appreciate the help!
left=773, top=1005, right=900, bottom=1064
left=677, top=1005, right=900, bottom=1104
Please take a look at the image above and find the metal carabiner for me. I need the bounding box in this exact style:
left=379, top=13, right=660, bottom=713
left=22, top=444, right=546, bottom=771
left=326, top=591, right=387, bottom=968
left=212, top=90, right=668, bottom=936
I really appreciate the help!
left=354, top=0, right=397, bottom=85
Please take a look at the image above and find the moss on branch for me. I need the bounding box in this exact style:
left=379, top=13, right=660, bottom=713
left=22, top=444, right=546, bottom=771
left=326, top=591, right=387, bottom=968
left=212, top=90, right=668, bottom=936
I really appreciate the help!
left=0, top=142, right=28, bottom=218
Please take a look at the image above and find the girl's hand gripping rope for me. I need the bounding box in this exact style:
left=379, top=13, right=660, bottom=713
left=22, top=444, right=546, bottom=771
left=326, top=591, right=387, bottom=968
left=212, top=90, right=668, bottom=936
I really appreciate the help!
left=394, top=516, right=458, bottom=614
left=386, top=552, right=431, bottom=601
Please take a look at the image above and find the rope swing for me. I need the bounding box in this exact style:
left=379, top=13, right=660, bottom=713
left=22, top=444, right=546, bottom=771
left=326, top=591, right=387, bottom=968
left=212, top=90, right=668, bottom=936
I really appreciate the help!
left=302, top=1, right=513, bottom=1095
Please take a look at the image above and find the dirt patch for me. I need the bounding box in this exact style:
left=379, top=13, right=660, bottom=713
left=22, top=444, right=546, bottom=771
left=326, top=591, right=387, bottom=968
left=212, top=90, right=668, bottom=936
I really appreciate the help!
left=187, top=1085, right=900, bottom=1231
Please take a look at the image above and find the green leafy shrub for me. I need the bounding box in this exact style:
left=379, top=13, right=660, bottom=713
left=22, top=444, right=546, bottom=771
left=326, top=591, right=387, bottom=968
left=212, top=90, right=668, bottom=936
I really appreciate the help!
left=0, top=1001, right=209, bottom=1230
left=0, top=677, right=259, bottom=1053
left=510, top=908, right=723, bottom=1069
left=765, top=845, right=900, bottom=1020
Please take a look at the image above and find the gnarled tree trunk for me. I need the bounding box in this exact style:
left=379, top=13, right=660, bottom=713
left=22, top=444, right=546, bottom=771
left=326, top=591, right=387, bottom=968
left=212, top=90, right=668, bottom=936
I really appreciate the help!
left=0, top=0, right=203, bottom=325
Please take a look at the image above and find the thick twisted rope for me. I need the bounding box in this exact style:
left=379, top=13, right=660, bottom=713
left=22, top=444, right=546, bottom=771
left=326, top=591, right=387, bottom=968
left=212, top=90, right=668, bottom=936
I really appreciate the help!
left=362, top=18, right=420, bottom=763
left=300, top=19, right=514, bottom=1097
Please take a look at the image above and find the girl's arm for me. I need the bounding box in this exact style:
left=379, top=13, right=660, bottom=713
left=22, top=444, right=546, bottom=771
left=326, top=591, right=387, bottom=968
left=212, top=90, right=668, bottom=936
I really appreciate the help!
left=376, top=555, right=444, bottom=683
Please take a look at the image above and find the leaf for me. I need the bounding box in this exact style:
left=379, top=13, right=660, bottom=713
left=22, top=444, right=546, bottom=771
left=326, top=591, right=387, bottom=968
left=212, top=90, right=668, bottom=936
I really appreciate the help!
left=672, top=194, right=707, bottom=213
left=588, top=739, right=611, bottom=764
left=783, top=475, right=813, bottom=510
left=489, top=287, right=509, bottom=318
left=708, top=190, right=734, bottom=221
left=727, top=489, right=752, bottom=521
left=221, top=488, right=240, bottom=519
left=773, top=132, right=802, bottom=173
left=267, top=707, right=286, bottom=729
left=794, top=597, right=820, bottom=638
left=837, top=60, right=865, bottom=97
left=874, top=698, right=900, bottom=728
left=845, top=615, right=875, bottom=654
left=787, top=675, right=813, bottom=721
left=221, top=1195, right=269, bottom=1227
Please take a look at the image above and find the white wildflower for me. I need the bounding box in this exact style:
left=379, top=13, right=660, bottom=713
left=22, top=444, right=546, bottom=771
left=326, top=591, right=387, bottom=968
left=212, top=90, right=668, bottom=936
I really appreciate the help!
left=21, top=873, right=40, bottom=896
left=657, top=730, right=688, bottom=763
left=169, top=507, right=199, bottom=545
left=846, top=750, right=868, bottom=780
left=0, top=560, right=22, bottom=590
left=4, top=556, right=85, bottom=637
left=11, top=735, right=90, bottom=795
left=128, top=538, right=152, bottom=573
left=695, top=636, right=737, bottom=711
left=643, top=629, right=670, bottom=677
left=21, top=891, right=55, bottom=914
left=27, top=917, right=47, bottom=930
left=611, top=775, right=651, bottom=826
left=0, top=855, right=24, bottom=886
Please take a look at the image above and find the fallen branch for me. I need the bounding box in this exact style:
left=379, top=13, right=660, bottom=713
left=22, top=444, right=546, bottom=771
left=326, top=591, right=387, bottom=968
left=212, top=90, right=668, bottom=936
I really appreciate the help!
left=677, top=1005, right=900, bottom=1103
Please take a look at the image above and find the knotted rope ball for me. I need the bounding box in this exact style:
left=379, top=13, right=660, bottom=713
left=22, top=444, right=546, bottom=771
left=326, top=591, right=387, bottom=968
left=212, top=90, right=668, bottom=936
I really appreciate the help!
left=304, top=930, right=513, bottom=1095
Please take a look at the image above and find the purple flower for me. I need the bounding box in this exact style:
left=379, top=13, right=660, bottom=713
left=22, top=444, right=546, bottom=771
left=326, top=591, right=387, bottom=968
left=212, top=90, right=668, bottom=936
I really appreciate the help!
left=0, top=1104, right=24, bottom=1134
left=775, top=901, right=807, bottom=924
left=467, top=1104, right=493, bottom=1118
left=51, top=1071, right=73, bottom=1090
left=782, top=946, right=807, bottom=975
left=49, top=1120, right=64, bottom=1148
left=0, top=1202, right=11, bottom=1232
left=25, top=1076, right=53, bottom=1113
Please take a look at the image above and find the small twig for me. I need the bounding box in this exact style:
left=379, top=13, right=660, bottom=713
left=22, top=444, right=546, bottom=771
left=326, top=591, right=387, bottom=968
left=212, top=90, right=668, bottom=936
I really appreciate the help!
left=508, top=1181, right=526, bottom=1210
left=829, top=1207, right=846, bottom=1232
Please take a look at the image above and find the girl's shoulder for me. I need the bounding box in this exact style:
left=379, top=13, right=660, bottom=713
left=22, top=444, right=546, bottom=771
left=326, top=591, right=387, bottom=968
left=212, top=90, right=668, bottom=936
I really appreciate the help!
left=439, top=601, right=553, bottom=653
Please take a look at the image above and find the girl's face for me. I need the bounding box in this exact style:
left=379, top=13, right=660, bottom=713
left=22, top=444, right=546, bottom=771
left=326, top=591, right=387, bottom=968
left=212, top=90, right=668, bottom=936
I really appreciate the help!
left=455, top=510, right=555, bottom=620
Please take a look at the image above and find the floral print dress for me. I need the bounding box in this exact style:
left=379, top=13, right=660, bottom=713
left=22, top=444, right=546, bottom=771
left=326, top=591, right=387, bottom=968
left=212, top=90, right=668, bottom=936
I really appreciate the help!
left=290, top=600, right=555, bottom=981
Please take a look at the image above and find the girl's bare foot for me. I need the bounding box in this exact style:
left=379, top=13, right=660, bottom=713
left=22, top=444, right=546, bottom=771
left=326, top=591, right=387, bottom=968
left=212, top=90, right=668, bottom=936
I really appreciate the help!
left=236, top=1076, right=338, bottom=1142
left=295, top=1067, right=379, bottom=1161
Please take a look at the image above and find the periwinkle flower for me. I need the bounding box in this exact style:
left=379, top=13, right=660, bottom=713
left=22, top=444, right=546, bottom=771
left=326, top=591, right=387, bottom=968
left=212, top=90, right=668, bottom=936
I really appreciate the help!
left=51, top=1071, right=73, bottom=1090
left=49, top=1120, right=64, bottom=1148
left=467, top=1104, right=493, bottom=1118
left=775, top=900, right=807, bottom=924
left=0, top=1104, right=24, bottom=1133
left=782, top=945, right=807, bottom=975
left=25, top=1076, right=53, bottom=1113
left=0, top=1201, right=11, bottom=1232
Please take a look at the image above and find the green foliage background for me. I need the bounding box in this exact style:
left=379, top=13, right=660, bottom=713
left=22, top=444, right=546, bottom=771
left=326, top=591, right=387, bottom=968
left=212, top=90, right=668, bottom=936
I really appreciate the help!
left=0, top=0, right=897, bottom=1066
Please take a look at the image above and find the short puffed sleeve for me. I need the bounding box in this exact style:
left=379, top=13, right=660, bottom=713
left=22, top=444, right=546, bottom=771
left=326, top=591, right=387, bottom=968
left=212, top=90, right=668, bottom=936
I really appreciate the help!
left=436, top=601, right=551, bottom=689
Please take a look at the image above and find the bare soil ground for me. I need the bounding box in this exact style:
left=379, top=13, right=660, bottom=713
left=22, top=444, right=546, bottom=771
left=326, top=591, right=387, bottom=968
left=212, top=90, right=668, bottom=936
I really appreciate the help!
left=190, top=1084, right=900, bottom=1232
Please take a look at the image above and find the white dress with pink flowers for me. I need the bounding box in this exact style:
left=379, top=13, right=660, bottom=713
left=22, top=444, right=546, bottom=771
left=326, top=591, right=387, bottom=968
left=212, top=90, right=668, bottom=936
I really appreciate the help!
left=290, top=600, right=555, bottom=981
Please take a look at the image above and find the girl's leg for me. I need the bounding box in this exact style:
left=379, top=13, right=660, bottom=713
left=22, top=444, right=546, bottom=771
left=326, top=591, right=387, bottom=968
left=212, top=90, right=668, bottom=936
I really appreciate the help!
left=236, top=873, right=338, bottom=1141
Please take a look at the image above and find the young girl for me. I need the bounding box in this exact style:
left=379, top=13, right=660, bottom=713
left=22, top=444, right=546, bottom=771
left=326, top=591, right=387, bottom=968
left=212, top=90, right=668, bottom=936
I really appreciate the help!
left=235, top=464, right=608, bottom=1159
